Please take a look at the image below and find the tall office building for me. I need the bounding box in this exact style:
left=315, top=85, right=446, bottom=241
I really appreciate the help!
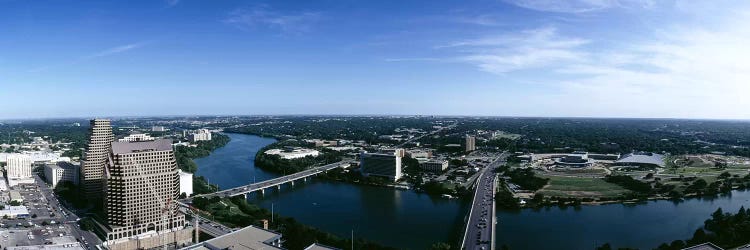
left=360, top=152, right=402, bottom=181
left=6, top=154, right=32, bottom=179
left=465, top=135, right=476, bottom=152
left=104, top=139, right=186, bottom=244
left=80, top=119, right=114, bottom=202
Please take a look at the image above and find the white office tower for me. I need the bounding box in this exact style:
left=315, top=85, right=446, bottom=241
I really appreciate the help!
left=6, top=154, right=32, bottom=179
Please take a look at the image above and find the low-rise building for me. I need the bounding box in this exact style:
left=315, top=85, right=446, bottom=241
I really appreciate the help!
left=407, top=149, right=432, bottom=159
left=264, top=148, right=320, bottom=159
left=188, top=129, right=212, bottom=142
left=44, top=162, right=80, bottom=188
left=420, top=159, right=449, bottom=173
left=151, top=126, right=166, bottom=132
left=10, top=190, right=23, bottom=202
left=0, top=205, right=29, bottom=219
left=306, top=139, right=339, bottom=147
left=615, top=152, right=665, bottom=168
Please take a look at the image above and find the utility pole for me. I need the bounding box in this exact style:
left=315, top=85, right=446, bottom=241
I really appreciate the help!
left=351, top=229, right=354, bottom=250
left=271, top=203, right=274, bottom=225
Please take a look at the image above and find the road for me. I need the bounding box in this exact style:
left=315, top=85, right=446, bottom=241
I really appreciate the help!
left=176, top=203, right=233, bottom=238
left=461, top=154, right=506, bottom=250
left=396, top=122, right=456, bottom=148
left=35, top=176, right=102, bottom=249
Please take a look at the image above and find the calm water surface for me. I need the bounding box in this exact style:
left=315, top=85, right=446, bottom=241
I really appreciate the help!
left=497, top=191, right=750, bottom=249
left=196, top=133, right=750, bottom=250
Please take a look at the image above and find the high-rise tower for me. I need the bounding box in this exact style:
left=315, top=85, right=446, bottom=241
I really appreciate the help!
left=465, top=135, right=476, bottom=152
left=80, top=119, right=114, bottom=202
left=104, top=139, right=185, bottom=242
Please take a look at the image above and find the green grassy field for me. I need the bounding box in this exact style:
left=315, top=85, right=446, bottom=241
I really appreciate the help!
left=537, top=175, right=630, bottom=198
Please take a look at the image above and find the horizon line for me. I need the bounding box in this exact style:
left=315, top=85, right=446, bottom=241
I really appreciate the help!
left=1, top=114, right=750, bottom=122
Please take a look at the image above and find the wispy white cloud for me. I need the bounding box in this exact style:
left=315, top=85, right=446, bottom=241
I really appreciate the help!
left=406, top=2, right=750, bottom=118
left=28, top=42, right=148, bottom=73
left=224, top=6, right=322, bottom=34
left=503, top=0, right=656, bottom=13
left=436, top=27, right=589, bottom=73
left=558, top=24, right=750, bottom=118
left=84, top=42, right=147, bottom=60
left=454, top=14, right=505, bottom=26
left=165, top=0, right=180, bottom=7
left=383, top=57, right=444, bottom=62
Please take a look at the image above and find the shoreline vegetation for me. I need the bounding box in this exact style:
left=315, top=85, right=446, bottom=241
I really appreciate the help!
left=173, top=133, right=231, bottom=195
left=495, top=165, right=750, bottom=210
left=597, top=207, right=750, bottom=250
left=240, top=134, right=469, bottom=249
left=252, top=140, right=473, bottom=198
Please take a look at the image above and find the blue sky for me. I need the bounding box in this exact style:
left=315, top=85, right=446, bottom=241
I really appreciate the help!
left=1, top=0, right=749, bottom=119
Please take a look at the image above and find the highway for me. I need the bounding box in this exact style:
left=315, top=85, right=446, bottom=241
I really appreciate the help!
left=461, top=154, right=506, bottom=250
left=396, top=122, right=456, bottom=148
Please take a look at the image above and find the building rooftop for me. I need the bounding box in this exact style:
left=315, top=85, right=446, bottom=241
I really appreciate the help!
left=304, top=243, right=342, bottom=250
left=111, top=139, right=173, bottom=154
left=681, top=242, right=724, bottom=250
left=184, top=225, right=283, bottom=250
left=616, top=152, right=665, bottom=167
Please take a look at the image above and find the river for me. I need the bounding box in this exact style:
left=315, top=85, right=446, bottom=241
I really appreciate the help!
left=195, top=133, right=750, bottom=250
left=195, top=133, right=469, bottom=249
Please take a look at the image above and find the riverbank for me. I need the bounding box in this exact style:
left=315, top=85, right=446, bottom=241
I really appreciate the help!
left=496, top=189, right=750, bottom=249
left=194, top=133, right=469, bottom=250
left=174, top=133, right=230, bottom=195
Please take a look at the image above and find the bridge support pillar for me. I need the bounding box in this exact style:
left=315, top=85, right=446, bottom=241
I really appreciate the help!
left=260, top=189, right=265, bottom=196
left=276, top=185, right=281, bottom=190
left=244, top=193, right=249, bottom=200
left=290, top=181, right=294, bottom=187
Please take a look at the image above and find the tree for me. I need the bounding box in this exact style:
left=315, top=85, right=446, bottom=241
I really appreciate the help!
left=9, top=200, right=21, bottom=206
left=718, top=171, right=731, bottom=179
left=596, top=243, right=612, bottom=250
left=429, top=242, right=451, bottom=250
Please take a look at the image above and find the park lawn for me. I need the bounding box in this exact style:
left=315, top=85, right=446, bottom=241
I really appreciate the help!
left=537, top=175, right=630, bottom=198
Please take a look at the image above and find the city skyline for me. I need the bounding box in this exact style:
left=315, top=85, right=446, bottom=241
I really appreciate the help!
left=2, top=0, right=749, bottom=119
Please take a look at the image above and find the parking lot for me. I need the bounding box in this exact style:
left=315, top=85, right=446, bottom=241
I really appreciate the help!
left=1, top=175, right=100, bottom=249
